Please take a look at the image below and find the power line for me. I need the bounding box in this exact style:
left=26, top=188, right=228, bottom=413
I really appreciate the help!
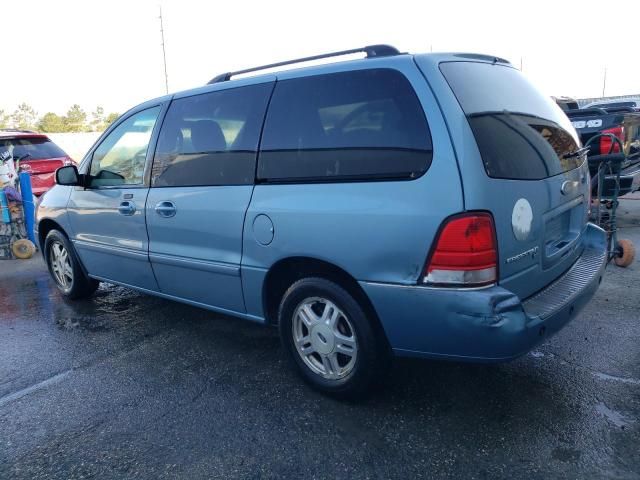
left=159, top=6, right=169, bottom=94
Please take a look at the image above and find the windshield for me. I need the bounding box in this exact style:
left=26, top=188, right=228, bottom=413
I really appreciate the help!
left=440, top=62, right=584, bottom=180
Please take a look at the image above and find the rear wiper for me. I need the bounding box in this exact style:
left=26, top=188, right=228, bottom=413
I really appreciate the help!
left=563, top=147, right=589, bottom=159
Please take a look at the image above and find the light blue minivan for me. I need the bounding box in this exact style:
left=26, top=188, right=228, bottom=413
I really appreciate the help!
left=38, top=45, right=607, bottom=397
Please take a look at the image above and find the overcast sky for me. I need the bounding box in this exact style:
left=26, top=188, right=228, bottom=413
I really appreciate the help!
left=3, top=0, right=639, bottom=116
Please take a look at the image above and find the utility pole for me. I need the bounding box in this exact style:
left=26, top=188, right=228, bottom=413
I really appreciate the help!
left=159, top=6, right=169, bottom=94
left=520, top=57, right=523, bottom=72
left=602, top=67, right=607, bottom=98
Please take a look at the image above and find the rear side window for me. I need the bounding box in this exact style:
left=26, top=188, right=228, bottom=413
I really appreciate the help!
left=440, top=62, right=583, bottom=180
left=152, top=82, right=273, bottom=187
left=259, top=69, right=432, bottom=182
left=0, top=137, right=67, bottom=160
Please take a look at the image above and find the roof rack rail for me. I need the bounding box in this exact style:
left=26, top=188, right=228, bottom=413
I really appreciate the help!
left=566, top=108, right=609, bottom=117
left=207, top=44, right=401, bottom=84
left=0, top=128, right=37, bottom=134
left=602, top=106, right=637, bottom=114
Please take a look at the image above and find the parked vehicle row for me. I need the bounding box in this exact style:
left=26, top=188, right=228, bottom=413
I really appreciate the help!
left=37, top=46, right=607, bottom=397
left=0, top=130, right=74, bottom=196
left=566, top=106, right=640, bottom=197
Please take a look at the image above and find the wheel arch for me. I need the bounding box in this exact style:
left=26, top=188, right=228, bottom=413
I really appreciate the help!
left=262, top=256, right=390, bottom=348
left=38, top=218, right=68, bottom=252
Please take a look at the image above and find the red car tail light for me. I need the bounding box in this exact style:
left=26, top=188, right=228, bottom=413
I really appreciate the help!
left=599, top=126, right=624, bottom=155
left=423, top=213, right=498, bottom=287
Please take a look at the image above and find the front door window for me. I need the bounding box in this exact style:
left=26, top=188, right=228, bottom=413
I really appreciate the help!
left=89, top=107, right=161, bottom=187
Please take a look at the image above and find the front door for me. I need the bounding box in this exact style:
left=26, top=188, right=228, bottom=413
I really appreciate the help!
left=67, top=106, right=162, bottom=290
left=146, top=82, right=273, bottom=312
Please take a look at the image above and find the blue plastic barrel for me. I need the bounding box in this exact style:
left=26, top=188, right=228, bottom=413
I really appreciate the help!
left=19, top=172, right=36, bottom=244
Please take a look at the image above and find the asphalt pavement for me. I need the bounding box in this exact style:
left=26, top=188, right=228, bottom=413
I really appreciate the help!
left=1, top=195, right=639, bottom=479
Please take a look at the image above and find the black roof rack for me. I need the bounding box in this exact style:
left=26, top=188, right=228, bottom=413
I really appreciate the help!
left=566, top=108, right=609, bottom=118
left=207, top=44, right=401, bottom=84
left=0, top=128, right=37, bottom=134
left=602, top=106, right=637, bottom=114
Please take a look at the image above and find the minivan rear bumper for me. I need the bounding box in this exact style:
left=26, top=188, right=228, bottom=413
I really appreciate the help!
left=360, top=223, right=607, bottom=362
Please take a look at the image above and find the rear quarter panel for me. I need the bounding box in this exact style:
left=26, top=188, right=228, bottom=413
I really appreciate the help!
left=241, top=56, right=464, bottom=319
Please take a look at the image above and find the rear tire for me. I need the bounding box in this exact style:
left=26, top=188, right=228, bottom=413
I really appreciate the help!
left=614, top=239, right=635, bottom=267
left=44, top=229, right=99, bottom=299
left=278, top=277, right=389, bottom=399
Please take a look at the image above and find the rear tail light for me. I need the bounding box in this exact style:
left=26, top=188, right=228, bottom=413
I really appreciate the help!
left=599, top=126, right=624, bottom=155
left=423, top=213, right=497, bottom=287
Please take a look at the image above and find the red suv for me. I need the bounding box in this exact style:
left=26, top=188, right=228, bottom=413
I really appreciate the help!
left=0, top=129, right=74, bottom=196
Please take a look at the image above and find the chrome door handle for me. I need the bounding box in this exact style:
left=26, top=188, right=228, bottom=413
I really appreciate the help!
left=118, top=201, right=136, bottom=216
left=155, top=201, right=176, bottom=218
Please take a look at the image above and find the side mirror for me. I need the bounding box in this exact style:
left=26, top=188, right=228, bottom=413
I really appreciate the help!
left=56, top=165, right=81, bottom=186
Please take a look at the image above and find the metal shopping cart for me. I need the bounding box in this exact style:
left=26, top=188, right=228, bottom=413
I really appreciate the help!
left=584, top=133, right=638, bottom=267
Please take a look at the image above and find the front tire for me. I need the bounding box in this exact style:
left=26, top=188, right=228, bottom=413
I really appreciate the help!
left=278, top=277, right=389, bottom=399
left=44, top=229, right=99, bottom=299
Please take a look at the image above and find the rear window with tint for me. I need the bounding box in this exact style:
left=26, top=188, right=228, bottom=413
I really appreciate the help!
left=0, top=137, right=67, bottom=160
left=259, top=69, right=432, bottom=182
left=440, top=62, right=584, bottom=180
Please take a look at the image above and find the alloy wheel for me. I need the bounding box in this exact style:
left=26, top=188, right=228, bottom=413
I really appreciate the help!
left=50, top=241, right=73, bottom=290
left=292, top=297, right=358, bottom=380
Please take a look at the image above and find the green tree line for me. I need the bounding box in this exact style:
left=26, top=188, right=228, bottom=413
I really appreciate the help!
left=0, top=103, right=119, bottom=133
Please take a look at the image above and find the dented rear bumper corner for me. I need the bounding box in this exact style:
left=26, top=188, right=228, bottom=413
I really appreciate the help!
left=360, top=223, right=607, bottom=362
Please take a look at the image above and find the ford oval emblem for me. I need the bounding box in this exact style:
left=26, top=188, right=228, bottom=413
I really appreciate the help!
left=561, top=180, right=578, bottom=195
